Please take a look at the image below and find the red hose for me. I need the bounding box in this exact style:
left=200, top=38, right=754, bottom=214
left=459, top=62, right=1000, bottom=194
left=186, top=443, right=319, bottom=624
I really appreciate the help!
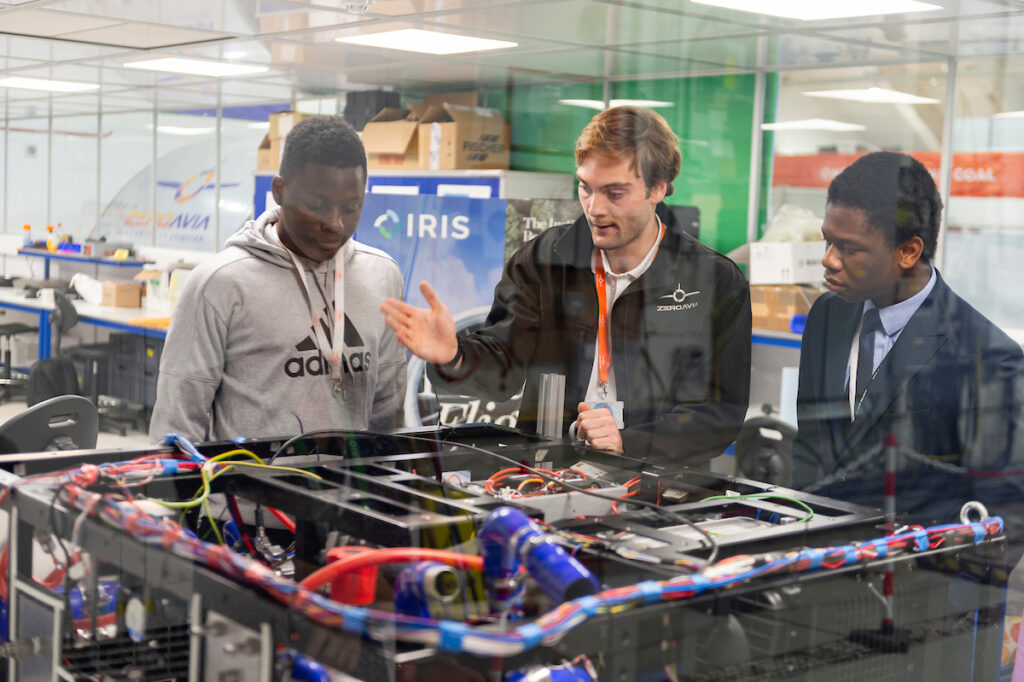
left=299, top=548, right=482, bottom=592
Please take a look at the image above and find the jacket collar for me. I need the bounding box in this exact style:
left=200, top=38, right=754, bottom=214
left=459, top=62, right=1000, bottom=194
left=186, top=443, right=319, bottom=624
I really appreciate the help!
left=551, top=203, right=699, bottom=290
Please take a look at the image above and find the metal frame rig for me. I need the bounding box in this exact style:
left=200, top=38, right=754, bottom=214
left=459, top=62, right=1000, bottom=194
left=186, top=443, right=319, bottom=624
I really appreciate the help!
left=0, top=425, right=1008, bottom=681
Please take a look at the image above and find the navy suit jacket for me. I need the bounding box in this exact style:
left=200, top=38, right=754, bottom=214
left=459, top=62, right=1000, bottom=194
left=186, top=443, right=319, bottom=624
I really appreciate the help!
left=793, top=270, right=1024, bottom=536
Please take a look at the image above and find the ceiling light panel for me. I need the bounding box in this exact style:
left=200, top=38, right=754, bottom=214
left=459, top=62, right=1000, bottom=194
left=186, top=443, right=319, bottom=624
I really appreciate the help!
left=803, top=87, right=940, bottom=103
left=336, top=29, right=517, bottom=54
left=123, top=57, right=269, bottom=77
left=993, top=111, right=1024, bottom=119
left=559, top=99, right=675, bottom=110
left=690, top=0, right=942, bottom=22
left=0, top=76, right=98, bottom=92
left=761, top=118, right=867, bottom=131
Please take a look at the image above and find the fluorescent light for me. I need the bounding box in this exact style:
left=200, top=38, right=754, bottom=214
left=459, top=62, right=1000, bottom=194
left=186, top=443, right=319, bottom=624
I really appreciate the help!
left=124, top=57, right=268, bottom=77
left=147, top=124, right=215, bottom=136
left=559, top=98, right=675, bottom=110
left=0, top=76, right=98, bottom=93
left=336, top=29, right=517, bottom=55
left=993, top=110, right=1024, bottom=119
left=803, top=87, right=939, bottom=104
left=247, top=121, right=271, bottom=129
left=762, top=118, right=867, bottom=132
left=691, top=0, right=941, bottom=21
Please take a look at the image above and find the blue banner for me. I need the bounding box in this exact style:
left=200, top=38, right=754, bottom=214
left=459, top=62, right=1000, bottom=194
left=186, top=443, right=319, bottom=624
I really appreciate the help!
left=355, top=194, right=507, bottom=312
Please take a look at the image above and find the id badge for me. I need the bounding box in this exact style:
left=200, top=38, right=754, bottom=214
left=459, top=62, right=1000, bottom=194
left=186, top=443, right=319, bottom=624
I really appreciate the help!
left=590, top=401, right=625, bottom=429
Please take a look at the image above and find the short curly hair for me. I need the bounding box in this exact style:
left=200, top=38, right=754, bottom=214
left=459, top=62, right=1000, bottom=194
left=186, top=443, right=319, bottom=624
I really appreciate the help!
left=279, top=115, right=366, bottom=181
left=827, top=152, right=942, bottom=263
left=575, top=106, right=681, bottom=196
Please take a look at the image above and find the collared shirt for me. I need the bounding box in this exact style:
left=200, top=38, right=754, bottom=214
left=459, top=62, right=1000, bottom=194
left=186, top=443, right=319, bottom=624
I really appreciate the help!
left=583, top=227, right=663, bottom=404
left=846, top=266, right=937, bottom=385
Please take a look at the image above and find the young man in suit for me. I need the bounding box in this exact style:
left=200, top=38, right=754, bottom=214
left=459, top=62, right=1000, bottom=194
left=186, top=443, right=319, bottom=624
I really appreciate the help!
left=792, top=152, right=1024, bottom=538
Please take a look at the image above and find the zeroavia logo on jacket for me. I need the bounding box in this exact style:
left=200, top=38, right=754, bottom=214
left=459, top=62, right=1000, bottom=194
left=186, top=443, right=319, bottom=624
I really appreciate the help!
left=284, top=305, right=372, bottom=378
left=656, top=283, right=701, bottom=312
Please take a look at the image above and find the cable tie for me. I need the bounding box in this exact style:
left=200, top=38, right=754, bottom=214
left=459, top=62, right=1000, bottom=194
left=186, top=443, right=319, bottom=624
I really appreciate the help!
left=869, top=538, right=888, bottom=558
left=841, top=546, right=857, bottom=565
left=517, top=623, right=544, bottom=649
left=340, top=606, right=367, bottom=634
left=687, top=574, right=710, bottom=594
left=636, top=580, right=663, bottom=604
left=989, top=516, right=1004, bottom=535
left=911, top=528, right=929, bottom=552
left=970, top=522, right=987, bottom=545
left=159, top=459, right=179, bottom=475
left=438, top=621, right=469, bottom=652
left=576, top=595, right=601, bottom=616
left=803, top=548, right=825, bottom=570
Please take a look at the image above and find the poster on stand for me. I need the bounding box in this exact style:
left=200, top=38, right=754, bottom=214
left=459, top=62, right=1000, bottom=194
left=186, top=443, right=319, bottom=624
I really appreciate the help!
left=355, top=193, right=515, bottom=428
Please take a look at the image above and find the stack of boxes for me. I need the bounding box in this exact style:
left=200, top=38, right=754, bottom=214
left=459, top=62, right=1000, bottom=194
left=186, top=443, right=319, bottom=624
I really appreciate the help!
left=748, top=240, right=827, bottom=333
left=360, top=92, right=510, bottom=171
left=257, top=111, right=315, bottom=171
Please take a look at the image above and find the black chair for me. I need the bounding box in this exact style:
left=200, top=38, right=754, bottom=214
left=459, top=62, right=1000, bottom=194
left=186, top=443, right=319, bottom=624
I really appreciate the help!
left=0, top=320, right=38, bottom=403
left=0, top=394, right=98, bottom=454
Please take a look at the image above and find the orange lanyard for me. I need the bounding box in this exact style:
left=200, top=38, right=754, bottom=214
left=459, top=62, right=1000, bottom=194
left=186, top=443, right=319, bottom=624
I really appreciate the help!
left=593, top=221, right=666, bottom=389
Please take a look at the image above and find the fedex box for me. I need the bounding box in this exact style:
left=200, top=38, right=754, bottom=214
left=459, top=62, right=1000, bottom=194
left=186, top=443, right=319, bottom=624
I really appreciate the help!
left=749, top=240, right=826, bottom=285
left=361, top=108, right=421, bottom=171
left=415, top=103, right=509, bottom=170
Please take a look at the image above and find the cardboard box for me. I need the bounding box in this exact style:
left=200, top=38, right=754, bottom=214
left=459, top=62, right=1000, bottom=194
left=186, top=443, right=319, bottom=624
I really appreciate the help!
left=257, top=134, right=283, bottom=171
left=361, top=97, right=510, bottom=171
left=269, top=110, right=314, bottom=140
left=750, top=284, right=824, bottom=333
left=749, top=240, right=826, bottom=284
left=415, top=103, right=509, bottom=170
left=362, top=108, right=422, bottom=170
left=101, top=281, right=142, bottom=308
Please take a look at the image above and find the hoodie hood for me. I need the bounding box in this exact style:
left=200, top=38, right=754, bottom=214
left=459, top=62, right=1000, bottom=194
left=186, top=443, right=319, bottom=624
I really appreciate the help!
left=226, top=207, right=291, bottom=267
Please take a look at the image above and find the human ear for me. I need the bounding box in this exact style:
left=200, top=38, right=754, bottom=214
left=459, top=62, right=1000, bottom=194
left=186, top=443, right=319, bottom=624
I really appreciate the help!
left=649, top=180, right=668, bottom=204
left=895, top=236, right=924, bottom=269
left=271, top=176, right=285, bottom=208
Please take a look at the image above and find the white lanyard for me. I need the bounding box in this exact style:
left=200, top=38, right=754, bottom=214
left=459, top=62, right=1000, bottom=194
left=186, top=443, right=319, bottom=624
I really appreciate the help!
left=283, top=242, right=347, bottom=393
left=847, top=315, right=863, bottom=420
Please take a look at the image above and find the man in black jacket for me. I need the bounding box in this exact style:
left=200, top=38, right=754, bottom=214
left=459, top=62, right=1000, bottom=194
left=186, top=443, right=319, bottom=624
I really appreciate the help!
left=792, top=152, right=1024, bottom=536
left=382, top=106, right=751, bottom=468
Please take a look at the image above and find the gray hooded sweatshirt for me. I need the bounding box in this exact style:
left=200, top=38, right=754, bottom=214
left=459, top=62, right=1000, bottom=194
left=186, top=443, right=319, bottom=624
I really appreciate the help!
left=149, top=208, right=407, bottom=443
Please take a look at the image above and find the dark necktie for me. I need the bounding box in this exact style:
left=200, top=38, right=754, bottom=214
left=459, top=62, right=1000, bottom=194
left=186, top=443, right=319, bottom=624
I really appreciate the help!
left=855, top=307, right=883, bottom=401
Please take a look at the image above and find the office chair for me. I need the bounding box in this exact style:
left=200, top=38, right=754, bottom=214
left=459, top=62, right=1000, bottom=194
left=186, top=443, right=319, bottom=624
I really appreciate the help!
left=0, top=394, right=98, bottom=454
left=0, top=318, right=38, bottom=404
left=26, top=292, right=81, bottom=406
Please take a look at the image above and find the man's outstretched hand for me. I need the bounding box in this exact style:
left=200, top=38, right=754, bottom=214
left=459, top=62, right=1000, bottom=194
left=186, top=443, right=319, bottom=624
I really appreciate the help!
left=381, top=281, right=460, bottom=365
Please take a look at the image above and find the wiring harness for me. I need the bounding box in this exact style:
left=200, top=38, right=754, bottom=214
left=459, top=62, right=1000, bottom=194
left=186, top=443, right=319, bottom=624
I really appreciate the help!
left=0, top=444, right=1005, bottom=659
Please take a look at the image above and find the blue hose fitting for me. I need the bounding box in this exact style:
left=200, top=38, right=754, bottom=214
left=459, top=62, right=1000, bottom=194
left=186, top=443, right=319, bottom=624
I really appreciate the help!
left=479, top=506, right=598, bottom=608
left=394, top=561, right=461, bottom=618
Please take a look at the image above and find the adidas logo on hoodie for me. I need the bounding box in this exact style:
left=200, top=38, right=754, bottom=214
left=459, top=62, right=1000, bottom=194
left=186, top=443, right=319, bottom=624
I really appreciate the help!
left=284, top=306, right=371, bottom=378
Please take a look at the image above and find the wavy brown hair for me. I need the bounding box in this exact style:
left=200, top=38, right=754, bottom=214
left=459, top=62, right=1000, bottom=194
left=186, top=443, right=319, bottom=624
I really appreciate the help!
left=575, top=106, right=681, bottom=197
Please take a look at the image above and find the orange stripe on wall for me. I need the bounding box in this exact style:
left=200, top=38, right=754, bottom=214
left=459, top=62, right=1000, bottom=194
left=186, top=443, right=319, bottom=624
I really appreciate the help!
left=772, top=152, right=1024, bottom=198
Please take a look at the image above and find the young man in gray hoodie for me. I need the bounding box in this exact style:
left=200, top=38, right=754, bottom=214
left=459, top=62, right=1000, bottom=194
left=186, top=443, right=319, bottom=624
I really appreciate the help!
left=149, top=116, right=406, bottom=443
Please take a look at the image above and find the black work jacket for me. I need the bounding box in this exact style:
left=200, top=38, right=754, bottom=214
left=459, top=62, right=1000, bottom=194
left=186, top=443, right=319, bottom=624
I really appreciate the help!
left=429, top=204, right=752, bottom=468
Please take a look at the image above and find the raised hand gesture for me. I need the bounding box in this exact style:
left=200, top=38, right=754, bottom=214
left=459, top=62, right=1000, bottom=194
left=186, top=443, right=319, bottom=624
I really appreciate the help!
left=381, top=281, right=459, bottom=365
